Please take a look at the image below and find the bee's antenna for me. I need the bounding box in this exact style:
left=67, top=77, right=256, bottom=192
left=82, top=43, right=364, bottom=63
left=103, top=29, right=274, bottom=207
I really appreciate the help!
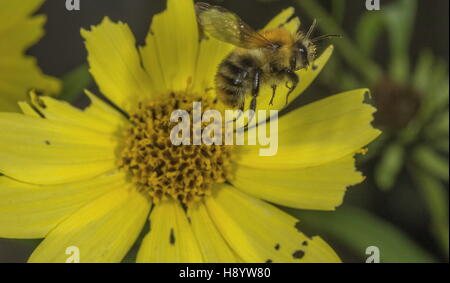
left=311, top=34, right=343, bottom=43
left=305, top=19, right=317, bottom=40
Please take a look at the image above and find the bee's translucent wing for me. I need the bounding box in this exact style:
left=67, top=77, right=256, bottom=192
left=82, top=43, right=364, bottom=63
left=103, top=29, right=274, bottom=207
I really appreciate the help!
left=195, top=2, right=275, bottom=49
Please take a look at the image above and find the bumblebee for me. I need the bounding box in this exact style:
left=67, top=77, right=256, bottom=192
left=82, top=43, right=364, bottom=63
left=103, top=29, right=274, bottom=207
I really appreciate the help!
left=195, top=2, right=340, bottom=113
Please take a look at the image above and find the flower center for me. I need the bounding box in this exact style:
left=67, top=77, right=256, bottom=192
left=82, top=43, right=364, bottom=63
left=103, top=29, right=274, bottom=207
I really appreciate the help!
left=119, top=93, right=234, bottom=205
left=373, top=76, right=422, bottom=131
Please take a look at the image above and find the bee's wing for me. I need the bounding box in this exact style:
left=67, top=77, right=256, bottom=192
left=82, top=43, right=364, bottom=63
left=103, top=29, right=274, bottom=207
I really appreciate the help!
left=195, top=2, right=275, bottom=49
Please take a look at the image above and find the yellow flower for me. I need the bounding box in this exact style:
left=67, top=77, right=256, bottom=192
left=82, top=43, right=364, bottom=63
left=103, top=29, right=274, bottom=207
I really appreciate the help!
left=0, top=0, right=60, bottom=112
left=0, top=0, right=380, bottom=263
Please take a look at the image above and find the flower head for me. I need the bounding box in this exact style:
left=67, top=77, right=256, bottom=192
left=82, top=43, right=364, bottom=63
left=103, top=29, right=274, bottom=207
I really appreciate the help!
left=0, top=0, right=380, bottom=263
left=0, top=0, right=60, bottom=112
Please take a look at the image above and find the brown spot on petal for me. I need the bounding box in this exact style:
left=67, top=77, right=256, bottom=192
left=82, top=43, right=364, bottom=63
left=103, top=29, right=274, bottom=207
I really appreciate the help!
left=170, top=228, right=176, bottom=245
left=292, top=250, right=305, bottom=259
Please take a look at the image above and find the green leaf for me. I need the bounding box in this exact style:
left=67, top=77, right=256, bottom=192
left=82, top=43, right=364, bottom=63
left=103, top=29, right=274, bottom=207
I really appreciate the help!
left=332, top=0, right=346, bottom=24
left=374, top=143, right=405, bottom=190
left=287, top=206, right=436, bottom=263
left=413, top=145, right=449, bottom=182
left=294, top=0, right=382, bottom=84
left=433, top=137, right=450, bottom=154
left=356, top=12, right=384, bottom=57
left=425, top=110, right=449, bottom=139
left=411, top=53, right=449, bottom=130
left=415, top=55, right=449, bottom=124
left=433, top=77, right=450, bottom=108
left=411, top=168, right=449, bottom=258
left=384, top=0, right=417, bottom=83
left=423, top=76, right=450, bottom=121
left=412, top=50, right=434, bottom=91
left=398, top=121, right=422, bottom=144
left=339, top=72, right=361, bottom=91
left=59, top=64, right=92, bottom=102
left=360, top=133, right=389, bottom=162
left=428, top=59, right=449, bottom=95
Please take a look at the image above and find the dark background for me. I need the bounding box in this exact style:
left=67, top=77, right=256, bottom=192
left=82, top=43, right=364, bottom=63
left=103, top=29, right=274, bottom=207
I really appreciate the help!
left=30, top=0, right=448, bottom=77
left=0, top=0, right=448, bottom=262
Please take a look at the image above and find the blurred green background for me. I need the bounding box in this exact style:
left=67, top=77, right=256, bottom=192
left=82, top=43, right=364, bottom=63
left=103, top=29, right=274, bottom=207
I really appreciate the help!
left=0, top=0, right=448, bottom=263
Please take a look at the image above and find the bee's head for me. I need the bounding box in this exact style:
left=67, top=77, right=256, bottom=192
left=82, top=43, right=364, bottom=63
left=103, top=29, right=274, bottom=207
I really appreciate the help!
left=290, top=40, right=315, bottom=71
left=290, top=19, right=341, bottom=71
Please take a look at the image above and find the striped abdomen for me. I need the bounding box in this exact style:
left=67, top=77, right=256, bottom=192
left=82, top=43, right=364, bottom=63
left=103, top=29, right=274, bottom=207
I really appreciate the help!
left=215, top=52, right=260, bottom=109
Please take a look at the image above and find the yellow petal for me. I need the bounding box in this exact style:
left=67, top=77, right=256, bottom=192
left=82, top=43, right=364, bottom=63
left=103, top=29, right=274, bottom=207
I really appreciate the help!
left=0, top=15, right=44, bottom=55
left=139, top=33, right=167, bottom=95
left=0, top=170, right=128, bottom=239
left=188, top=201, right=240, bottom=263
left=0, top=56, right=60, bottom=112
left=192, top=37, right=233, bottom=95
left=81, top=17, right=154, bottom=113
left=141, top=0, right=199, bottom=93
left=0, top=0, right=50, bottom=55
left=28, top=91, right=128, bottom=135
left=0, top=111, right=119, bottom=185
left=205, top=185, right=341, bottom=263
left=83, top=90, right=129, bottom=133
left=137, top=199, right=203, bottom=263
left=0, top=0, right=60, bottom=112
left=263, top=7, right=297, bottom=31
left=17, top=101, right=41, bottom=117
left=236, top=89, right=381, bottom=169
left=232, top=155, right=363, bottom=211
left=28, top=186, right=150, bottom=263
left=0, top=0, right=44, bottom=32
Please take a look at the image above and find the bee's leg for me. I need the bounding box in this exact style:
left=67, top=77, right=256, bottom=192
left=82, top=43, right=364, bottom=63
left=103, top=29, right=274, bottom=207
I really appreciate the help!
left=227, top=72, right=249, bottom=124
left=283, top=69, right=299, bottom=105
left=228, top=89, right=247, bottom=127
left=229, top=102, right=245, bottom=124
left=269, top=84, right=277, bottom=106
left=245, top=68, right=262, bottom=129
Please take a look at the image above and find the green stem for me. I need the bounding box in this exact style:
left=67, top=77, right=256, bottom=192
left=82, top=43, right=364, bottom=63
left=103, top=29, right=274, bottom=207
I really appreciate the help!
left=410, top=167, right=449, bottom=259
left=295, top=0, right=383, bottom=85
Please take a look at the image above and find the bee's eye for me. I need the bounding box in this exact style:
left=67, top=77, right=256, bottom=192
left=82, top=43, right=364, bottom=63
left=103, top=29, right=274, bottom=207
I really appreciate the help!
left=298, top=45, right=309, bottom=64
left=290, top=55, right=297, bottom=70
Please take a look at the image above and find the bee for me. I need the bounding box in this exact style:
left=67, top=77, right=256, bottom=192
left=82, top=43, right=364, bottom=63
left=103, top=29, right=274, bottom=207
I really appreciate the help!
left=195, top=2, right=340, bottom=114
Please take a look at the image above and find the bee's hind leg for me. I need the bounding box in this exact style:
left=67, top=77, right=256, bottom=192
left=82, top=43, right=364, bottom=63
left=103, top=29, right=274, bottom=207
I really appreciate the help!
left=283, top=69, right=299, bottom=105
left=228, top=102, right=245, bottom=124
left=245, top=68, right=262, bottom=129
left=269, top=84, right=277, bottom=106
